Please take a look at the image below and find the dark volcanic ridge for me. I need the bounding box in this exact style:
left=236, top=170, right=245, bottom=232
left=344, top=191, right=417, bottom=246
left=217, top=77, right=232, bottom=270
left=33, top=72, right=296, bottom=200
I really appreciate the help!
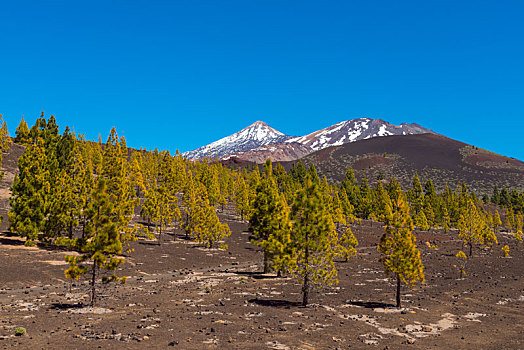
left=282, top=133, right=524, bottom=194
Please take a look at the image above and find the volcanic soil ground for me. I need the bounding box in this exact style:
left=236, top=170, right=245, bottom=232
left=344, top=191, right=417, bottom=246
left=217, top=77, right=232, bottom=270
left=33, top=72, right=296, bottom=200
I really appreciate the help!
left=0, top=208, right=523, bottom=349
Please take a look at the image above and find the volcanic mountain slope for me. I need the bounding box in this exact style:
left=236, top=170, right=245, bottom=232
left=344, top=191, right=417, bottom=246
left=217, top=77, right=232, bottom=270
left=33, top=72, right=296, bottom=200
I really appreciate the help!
left=284, top=133, right=524, bottom=194
left=223, top=141, right=313, bottom=164
left=183, top=121, right=293, bottom=160
left=216, top=118, right=435, bottom=163
left=288, top=118, right=435, bottom=151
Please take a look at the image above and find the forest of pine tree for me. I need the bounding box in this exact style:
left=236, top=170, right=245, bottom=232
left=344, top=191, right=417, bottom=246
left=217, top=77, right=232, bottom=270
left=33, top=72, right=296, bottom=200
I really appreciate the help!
left=2, top=113, right=524, bottom=306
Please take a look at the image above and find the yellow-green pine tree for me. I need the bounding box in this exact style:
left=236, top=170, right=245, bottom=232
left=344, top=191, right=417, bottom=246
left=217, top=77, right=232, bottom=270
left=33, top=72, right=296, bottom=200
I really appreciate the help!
left=249, top=160, right=285, bottom=273
left=14, top=117, right=31, bottom=145
left=9, top=138, right=48, bottom=245
left=378, top=192, right=425, bottom=308
left=458, top=199, right=497, bottom=257
left=256, top=193, right=295, bottom=276
left=290, top=176, right=339, bottom=306
left=59, top=178, right=126, bottom=306
left=337, top=227, right=358, bottom=262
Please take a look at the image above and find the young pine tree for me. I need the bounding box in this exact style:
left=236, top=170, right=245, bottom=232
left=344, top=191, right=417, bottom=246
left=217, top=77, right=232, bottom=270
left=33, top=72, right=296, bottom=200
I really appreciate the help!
left=59, top=178, right=126, bottom=307
left=14, top=117, right=31, bottom=145
left=290, top=176, right=339, bottom=306
left=255, top=194, right=295, bottom=277
left=9, top=138, right=49, bottom=245
left=378, top=192, right=425, bottom=308
left=249, top=160, right=286, bottom=273
left=234, top=173, right=251, bottom=221
left=190, top=183, right=231, bottom=249
left=337, top=227, right=359, bottom=262
left=458, top=199, right=497, bottom=257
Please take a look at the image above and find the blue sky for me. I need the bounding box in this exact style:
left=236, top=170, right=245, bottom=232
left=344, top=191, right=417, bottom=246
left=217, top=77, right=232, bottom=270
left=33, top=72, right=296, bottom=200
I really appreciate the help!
left=1, top=1, right=523, bottom=159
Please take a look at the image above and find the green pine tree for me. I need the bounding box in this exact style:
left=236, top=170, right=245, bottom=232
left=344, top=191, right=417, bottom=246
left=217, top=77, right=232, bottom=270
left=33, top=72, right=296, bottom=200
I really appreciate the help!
left=290, top=176, right=339, bottom=306
left=378, top=192, right=425, bottom=308
left=58, top=178, right=126, bottom=306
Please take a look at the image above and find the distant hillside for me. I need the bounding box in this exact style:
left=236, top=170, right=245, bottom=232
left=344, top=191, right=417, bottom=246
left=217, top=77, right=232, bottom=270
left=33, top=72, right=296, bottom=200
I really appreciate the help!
left=282, top=134, right=524, bottom=194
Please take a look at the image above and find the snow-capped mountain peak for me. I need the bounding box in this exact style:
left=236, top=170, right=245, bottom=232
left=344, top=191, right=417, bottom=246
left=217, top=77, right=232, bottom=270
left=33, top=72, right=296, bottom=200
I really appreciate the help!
left=183, top=117, right=436, bottom=162
left=287, top=118, right=435, bottom=151
left=183, top=121, right=293, bottom=160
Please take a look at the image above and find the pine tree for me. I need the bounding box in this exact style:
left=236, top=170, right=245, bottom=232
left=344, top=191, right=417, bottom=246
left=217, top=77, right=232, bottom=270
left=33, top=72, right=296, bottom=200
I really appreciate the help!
left=457, top=199, right=497, bottom=257
left=234, top=173, right=250, bottom=221
left=182, top=173, right=199, bottom=238
left=0, top=115, right=12, bottom=184
left=249, top=160, right=286, bottom=273
left=504, top=208, right=515, bottom=232
left=9, top=138, right=48, bottom=245
left=331, top=190, right=347, bottom=228
left=256, top=194, right=295, bottom=276
left=58, top=178, right=126, bottom=306
left=408, top=173, right=424, bottom=214
left=102, top=128, right=138, bottom=248
left=373, top=182, right=392, bottom=224
left=378, top=192, right=425, bottom=308
left=156, top=180, right=181, bottom=244
left=441, top=206, right=451, bottom=233
left=14, top=117, right=31, bottom=145
left=190, top=183, right=231, bottom=249
left=492, top=210, right=502, bottom=234
left=455, top=250, right=467, bottom=278
left=290, top=176, right=339, bottom=306
left=514, top=214, right=523, bottom=246
left=337, top=227, right=358, bottom=262
left=357, top=175, right=372, bottom=218
left=413, top=210, right=430, bottom=231
left=340, top=166, right=360, bottom=210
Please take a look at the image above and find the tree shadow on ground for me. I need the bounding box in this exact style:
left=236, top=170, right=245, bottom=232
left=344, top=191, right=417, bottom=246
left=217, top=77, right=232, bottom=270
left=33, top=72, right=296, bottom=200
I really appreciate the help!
left=232, top=271, right=276, bottom=280
left=0, top=232, right=80, bottom=253
left=49, top=302, right=85, bottom=310
left=0, top=236, right=25, bottom=246
left=248, top=298, right=301, bottom=308
left=347, top=301, right=395, bottom=308
left=137, top=240, right=161, bottom=246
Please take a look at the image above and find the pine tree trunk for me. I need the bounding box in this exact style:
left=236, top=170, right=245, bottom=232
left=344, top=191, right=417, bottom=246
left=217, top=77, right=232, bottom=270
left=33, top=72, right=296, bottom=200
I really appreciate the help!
left=82, top=216, right=86, bottom=240
left=302, top=244, right=309, bottom=307
left=69, top=212, right=73, bottom=239
left=396, top=274, right=401, bottom=308
left=263, top=250, right=269, bottom=273
left=90, top=262, right=96, bottom=307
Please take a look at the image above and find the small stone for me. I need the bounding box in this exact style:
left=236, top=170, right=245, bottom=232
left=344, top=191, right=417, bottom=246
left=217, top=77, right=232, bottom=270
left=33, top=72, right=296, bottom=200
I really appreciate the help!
left=168, top=340, right=179, bottom=346
left=421, top=326, right=432, bottom=332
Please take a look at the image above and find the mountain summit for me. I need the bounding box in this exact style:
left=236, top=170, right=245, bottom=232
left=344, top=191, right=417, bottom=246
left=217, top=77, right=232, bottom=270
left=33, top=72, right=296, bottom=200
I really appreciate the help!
left=287, top=118, right=435, bottom=151
left=184, top=118, right=436, bottom=162
left=183, top=121, right=293, bottom=160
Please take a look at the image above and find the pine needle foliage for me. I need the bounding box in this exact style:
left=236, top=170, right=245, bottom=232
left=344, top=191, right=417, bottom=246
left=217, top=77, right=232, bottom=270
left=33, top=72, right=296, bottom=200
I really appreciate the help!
left=378, top=192, right=425, bottom=308
left=290, top=176, right=338, bottom=306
